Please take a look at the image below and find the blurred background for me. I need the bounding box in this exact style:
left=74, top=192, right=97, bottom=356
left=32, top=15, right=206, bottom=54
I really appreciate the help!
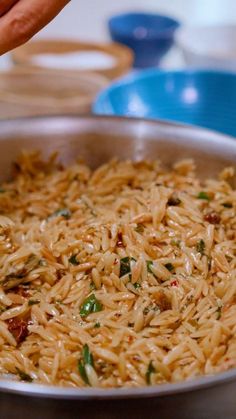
left=1, top=0, right=236, bottom=69
left=1, top=0, right=236, bottom=137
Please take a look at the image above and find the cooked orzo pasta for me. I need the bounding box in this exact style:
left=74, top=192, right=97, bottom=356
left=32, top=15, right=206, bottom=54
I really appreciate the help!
left=0, top=151, right=235, bottom=387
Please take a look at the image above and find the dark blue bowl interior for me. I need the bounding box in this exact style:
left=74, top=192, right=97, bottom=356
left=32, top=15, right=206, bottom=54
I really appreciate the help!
left=108, top=13, right=180, bottom=68
left=93, top=70, right=236, bottom=138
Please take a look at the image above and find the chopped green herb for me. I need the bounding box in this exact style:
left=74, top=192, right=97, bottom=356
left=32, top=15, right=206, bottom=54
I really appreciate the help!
left=0, top=305, right=6, bottom=314
left=146, top=260, right=158, bottom=279
left=0, top=187, right=5, bottom=193
left=120, top=257, right=136, bottom=277
left=165, top=263, right=175, bottom=272
left=39, top=258, right=47, bottom=267
left=78, top=361, right=88, bottom=384
left=80, top=293, right=103, bottom=318
left=197, top=191, right=210, bottom=201
left=171, top=239, right=181, bottom=248
left=28, top=299, right=40, bottom=306
left=90, top=281, right=96, bottom=291
left=78, top=344, right=94, bottom=385
left=196, top=239, right=205, bottom=255
left=143, top=307, right=150, bottom=315
left=51, top=208, right=71, bottom=220
left=143, top=304, right=159, bottom=315
left=69, top=254, right=79, bottom=265
left=153, top=305, right=161, bottom=312
left=146, top=361, right=155, bottom=385
left=16, top=367, right=33, bottom=382
left=134, top=224, right=144, bottom=233
left=83, top=343, right=94, bottom=366
left=94, top=322, right=101, bottom=328
left=146, top=260, right=153, bottom=274
left=133, top=282, right=141, bottom=289
left=222, top=202, right=233, bottom=208
left=55, top=299, right=63, bottom=305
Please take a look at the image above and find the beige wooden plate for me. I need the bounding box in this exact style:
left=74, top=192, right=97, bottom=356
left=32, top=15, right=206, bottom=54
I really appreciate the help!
left=11, top=39, right=134, bottom=80
left=0, top=68, right=108, bottom=118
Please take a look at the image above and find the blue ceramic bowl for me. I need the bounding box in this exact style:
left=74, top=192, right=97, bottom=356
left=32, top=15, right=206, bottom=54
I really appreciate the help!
left=108, top=12, right=180, bottom=68
left=93, top=69, right=236, bottom=137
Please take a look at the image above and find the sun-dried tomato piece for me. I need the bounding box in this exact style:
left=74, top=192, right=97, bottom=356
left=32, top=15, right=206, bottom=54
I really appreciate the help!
left=171, top=280, right=179, bottom=287
left=204, top=211, right=221, bottom=224
left=7, top=318, right=30, bottom=344
left=11, top=286, right=30, bottom=298
left=116, top=232, right=124, bottom=247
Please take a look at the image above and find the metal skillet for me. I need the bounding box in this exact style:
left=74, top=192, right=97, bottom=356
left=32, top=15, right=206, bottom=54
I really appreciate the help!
left=0, top=115, right=235, bottom=419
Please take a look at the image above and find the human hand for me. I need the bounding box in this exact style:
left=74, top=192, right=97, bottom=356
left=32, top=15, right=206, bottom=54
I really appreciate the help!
left=0, top=0, right=70, bottom=55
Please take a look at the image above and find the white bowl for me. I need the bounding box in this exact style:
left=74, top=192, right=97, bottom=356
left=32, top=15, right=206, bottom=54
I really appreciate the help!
left=175, top=24, right=236, bottom=71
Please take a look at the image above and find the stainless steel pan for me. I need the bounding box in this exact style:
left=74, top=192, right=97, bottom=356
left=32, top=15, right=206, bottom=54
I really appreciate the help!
left=0, top=115, right=235, bottom=419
